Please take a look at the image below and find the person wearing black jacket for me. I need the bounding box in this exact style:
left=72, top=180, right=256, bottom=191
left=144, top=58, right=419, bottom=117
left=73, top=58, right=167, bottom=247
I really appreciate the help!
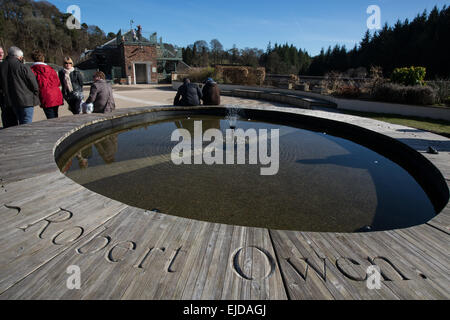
left=173, top=78, right=202, bottom=106
left=58, top=57, right=84, bottom=114
left=0, top=46, right=39, bottom=126
left=0, top=46, right=18, bottom=128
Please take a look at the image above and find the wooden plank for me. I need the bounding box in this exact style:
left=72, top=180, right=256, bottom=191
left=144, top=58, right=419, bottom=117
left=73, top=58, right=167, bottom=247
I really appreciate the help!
left=270, top=230, right=339, bottom=300
left=317, top=232, right=400, bottom=300
left=0, top=173, right=84, bottom=235
left=220, top=226, right=246, bottom=300
left=171, top=223, right=217, bottom=299
left=134, top=216, right=198, bottom=300
left=384, top=278, right=449, bottom=300
left=336, top=230, right=449, bottom=299
left=0, top=188, right=127, bottom=295
left=0, top=202, right=288, bottom=299
left=0, top=208, right=174, bottom=299
left=351, top=231, right=445, bottom=281
left=199, top=224, right=234, bottom=300
left=287, top=232, right=359, bottom=299
left=189, top=223, right=222, bottom=300
left=386, top=227, right=449, bottom=279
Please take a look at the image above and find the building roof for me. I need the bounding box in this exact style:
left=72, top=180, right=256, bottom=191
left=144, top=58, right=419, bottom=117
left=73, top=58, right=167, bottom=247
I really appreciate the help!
left=76, top=29, right=183, bottom=68
left=100, top=29, right=157, bottom=48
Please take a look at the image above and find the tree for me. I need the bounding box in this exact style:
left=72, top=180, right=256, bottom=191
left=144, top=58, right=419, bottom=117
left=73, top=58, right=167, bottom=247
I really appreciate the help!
left=179, top=5, right=450, bottom=79
left=106, top=32, right=116, bottom=40
left=0, top=0, right=110, bottom=64
left=229, top=44, right=239, bottom=65
left=306, top=5, right=450, bottom=78
left=210, top=39, right=223, bottom=65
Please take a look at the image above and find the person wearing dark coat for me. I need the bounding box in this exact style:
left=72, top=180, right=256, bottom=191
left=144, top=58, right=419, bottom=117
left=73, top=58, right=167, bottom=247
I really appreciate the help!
left=202, top=77, right=220, bottom=105
left=173, top=78, right=202, bottom=106
left=0, top=46, right=19, bottom=128
left=30, top=50, right=63, bottom=119
left=58, top=57, right=84, bottom=114
left=84, top=71, right=115, bottom=113
left=0, top=46, right=39, bottom=126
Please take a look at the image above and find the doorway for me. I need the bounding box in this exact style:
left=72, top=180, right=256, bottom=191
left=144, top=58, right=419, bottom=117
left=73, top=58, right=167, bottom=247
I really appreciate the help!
left=135, top=63, right=147, bottom=84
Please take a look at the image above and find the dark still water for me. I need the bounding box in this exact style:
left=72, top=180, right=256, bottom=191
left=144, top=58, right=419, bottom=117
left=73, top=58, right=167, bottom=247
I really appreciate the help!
left=58, top=115, right=435, bottom=232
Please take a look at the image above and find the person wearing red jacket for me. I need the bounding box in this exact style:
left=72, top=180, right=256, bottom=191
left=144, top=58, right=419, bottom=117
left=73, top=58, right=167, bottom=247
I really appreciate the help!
left=30, top=50, right=63, bottom=119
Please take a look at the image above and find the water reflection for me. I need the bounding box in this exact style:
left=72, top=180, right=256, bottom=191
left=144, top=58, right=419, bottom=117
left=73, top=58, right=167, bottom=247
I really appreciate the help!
left=296, top=138, right=436, bottom=231
left=62, top=133, right=119, bottom=173
left=174, top=119, right=221, bottom=135
left=94, top=135, right=118, bottom=164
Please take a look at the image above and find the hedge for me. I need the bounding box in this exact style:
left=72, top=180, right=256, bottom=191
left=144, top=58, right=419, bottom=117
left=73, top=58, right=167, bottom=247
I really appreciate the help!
left=372, top=82, right=437, bottom=105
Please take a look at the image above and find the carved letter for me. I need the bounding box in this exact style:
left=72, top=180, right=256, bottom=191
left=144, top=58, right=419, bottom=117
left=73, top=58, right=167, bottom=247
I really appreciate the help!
left=231, top=246, right=275, bottom=281
left=369, top=256, right=409, bottom=281
left=106, top=241, right=136, bottom=263
left=4, top=204, right=21, bottom=216
left=133, top=247, right=166, bottom=270
left=77, top=234, right=111, bottom=255
left=18, top=208, right=73, bottom=239
left=336, top=257, right=368, bottom=281
left=52, top=226, right=84, bottom=245
left=284, top=256, right=327, bottom=281
left=167, top=247, right=187, bottom=273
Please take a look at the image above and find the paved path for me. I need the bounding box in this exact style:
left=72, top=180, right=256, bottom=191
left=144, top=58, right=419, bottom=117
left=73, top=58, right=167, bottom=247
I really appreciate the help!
left=26, top=84, right=286, bottom=123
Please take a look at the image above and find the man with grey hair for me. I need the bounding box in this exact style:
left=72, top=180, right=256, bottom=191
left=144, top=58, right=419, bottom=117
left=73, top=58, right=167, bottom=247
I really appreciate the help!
left=0, top=46, right=39, bottom=126
left=8, top=46, right=23, bottom=58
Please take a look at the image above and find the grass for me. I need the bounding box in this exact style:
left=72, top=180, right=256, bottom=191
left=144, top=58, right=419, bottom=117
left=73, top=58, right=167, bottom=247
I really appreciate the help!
left=339, top=110, right=450, bottom=138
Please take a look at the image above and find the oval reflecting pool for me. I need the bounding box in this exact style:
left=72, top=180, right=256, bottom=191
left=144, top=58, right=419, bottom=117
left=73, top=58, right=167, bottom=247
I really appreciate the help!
left=58, top=113, right=436, bottom=232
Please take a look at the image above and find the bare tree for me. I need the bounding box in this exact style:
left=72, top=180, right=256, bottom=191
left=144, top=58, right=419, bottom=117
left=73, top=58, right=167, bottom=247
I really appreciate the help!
left=210, top=39, right=223, bottom=65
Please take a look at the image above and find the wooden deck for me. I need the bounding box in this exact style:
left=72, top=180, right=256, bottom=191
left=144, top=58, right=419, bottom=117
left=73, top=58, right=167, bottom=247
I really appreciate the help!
left=0, top=103, right=448, bottom=300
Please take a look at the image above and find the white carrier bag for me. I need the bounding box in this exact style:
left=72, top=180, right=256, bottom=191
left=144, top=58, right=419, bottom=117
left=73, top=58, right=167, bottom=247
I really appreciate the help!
left=81, top=102, right=94, bottom=114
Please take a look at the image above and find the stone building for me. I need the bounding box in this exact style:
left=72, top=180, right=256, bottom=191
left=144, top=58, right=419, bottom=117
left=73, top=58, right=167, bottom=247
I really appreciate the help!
left=76, top=28, right=188, bottom=84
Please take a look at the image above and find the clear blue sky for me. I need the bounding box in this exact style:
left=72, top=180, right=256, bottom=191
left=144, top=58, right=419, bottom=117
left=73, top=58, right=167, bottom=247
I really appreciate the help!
left=47, top=0, right=449, bottom=56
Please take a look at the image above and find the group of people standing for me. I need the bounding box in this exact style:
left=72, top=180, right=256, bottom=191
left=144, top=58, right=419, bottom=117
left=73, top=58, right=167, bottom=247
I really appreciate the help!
left=0, top=45, right=221, bottom=130
left=0, top=46, right=115, bottom=129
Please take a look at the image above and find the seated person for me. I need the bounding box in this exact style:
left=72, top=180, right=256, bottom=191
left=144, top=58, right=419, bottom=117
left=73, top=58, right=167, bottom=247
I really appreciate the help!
left=174, top=78, right=202, bottom=106
left=202, top=77, right=220, bottom=105
left=84, top=71, right=115, bottom=113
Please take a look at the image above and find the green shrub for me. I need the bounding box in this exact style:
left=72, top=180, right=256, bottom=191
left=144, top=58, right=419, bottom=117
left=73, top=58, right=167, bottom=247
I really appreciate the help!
left=391, top=66, right=426, bottom=86
left=372, top=82, right=436, bottom=105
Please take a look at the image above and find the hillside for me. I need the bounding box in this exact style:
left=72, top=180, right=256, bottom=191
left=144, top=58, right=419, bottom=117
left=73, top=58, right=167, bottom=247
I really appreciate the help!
left=0, top=0, right=114, bottom=64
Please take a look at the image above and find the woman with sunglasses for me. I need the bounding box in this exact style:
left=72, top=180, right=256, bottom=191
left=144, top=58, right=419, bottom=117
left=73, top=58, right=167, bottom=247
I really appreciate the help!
left=58, top=57, right=84, bottom=114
